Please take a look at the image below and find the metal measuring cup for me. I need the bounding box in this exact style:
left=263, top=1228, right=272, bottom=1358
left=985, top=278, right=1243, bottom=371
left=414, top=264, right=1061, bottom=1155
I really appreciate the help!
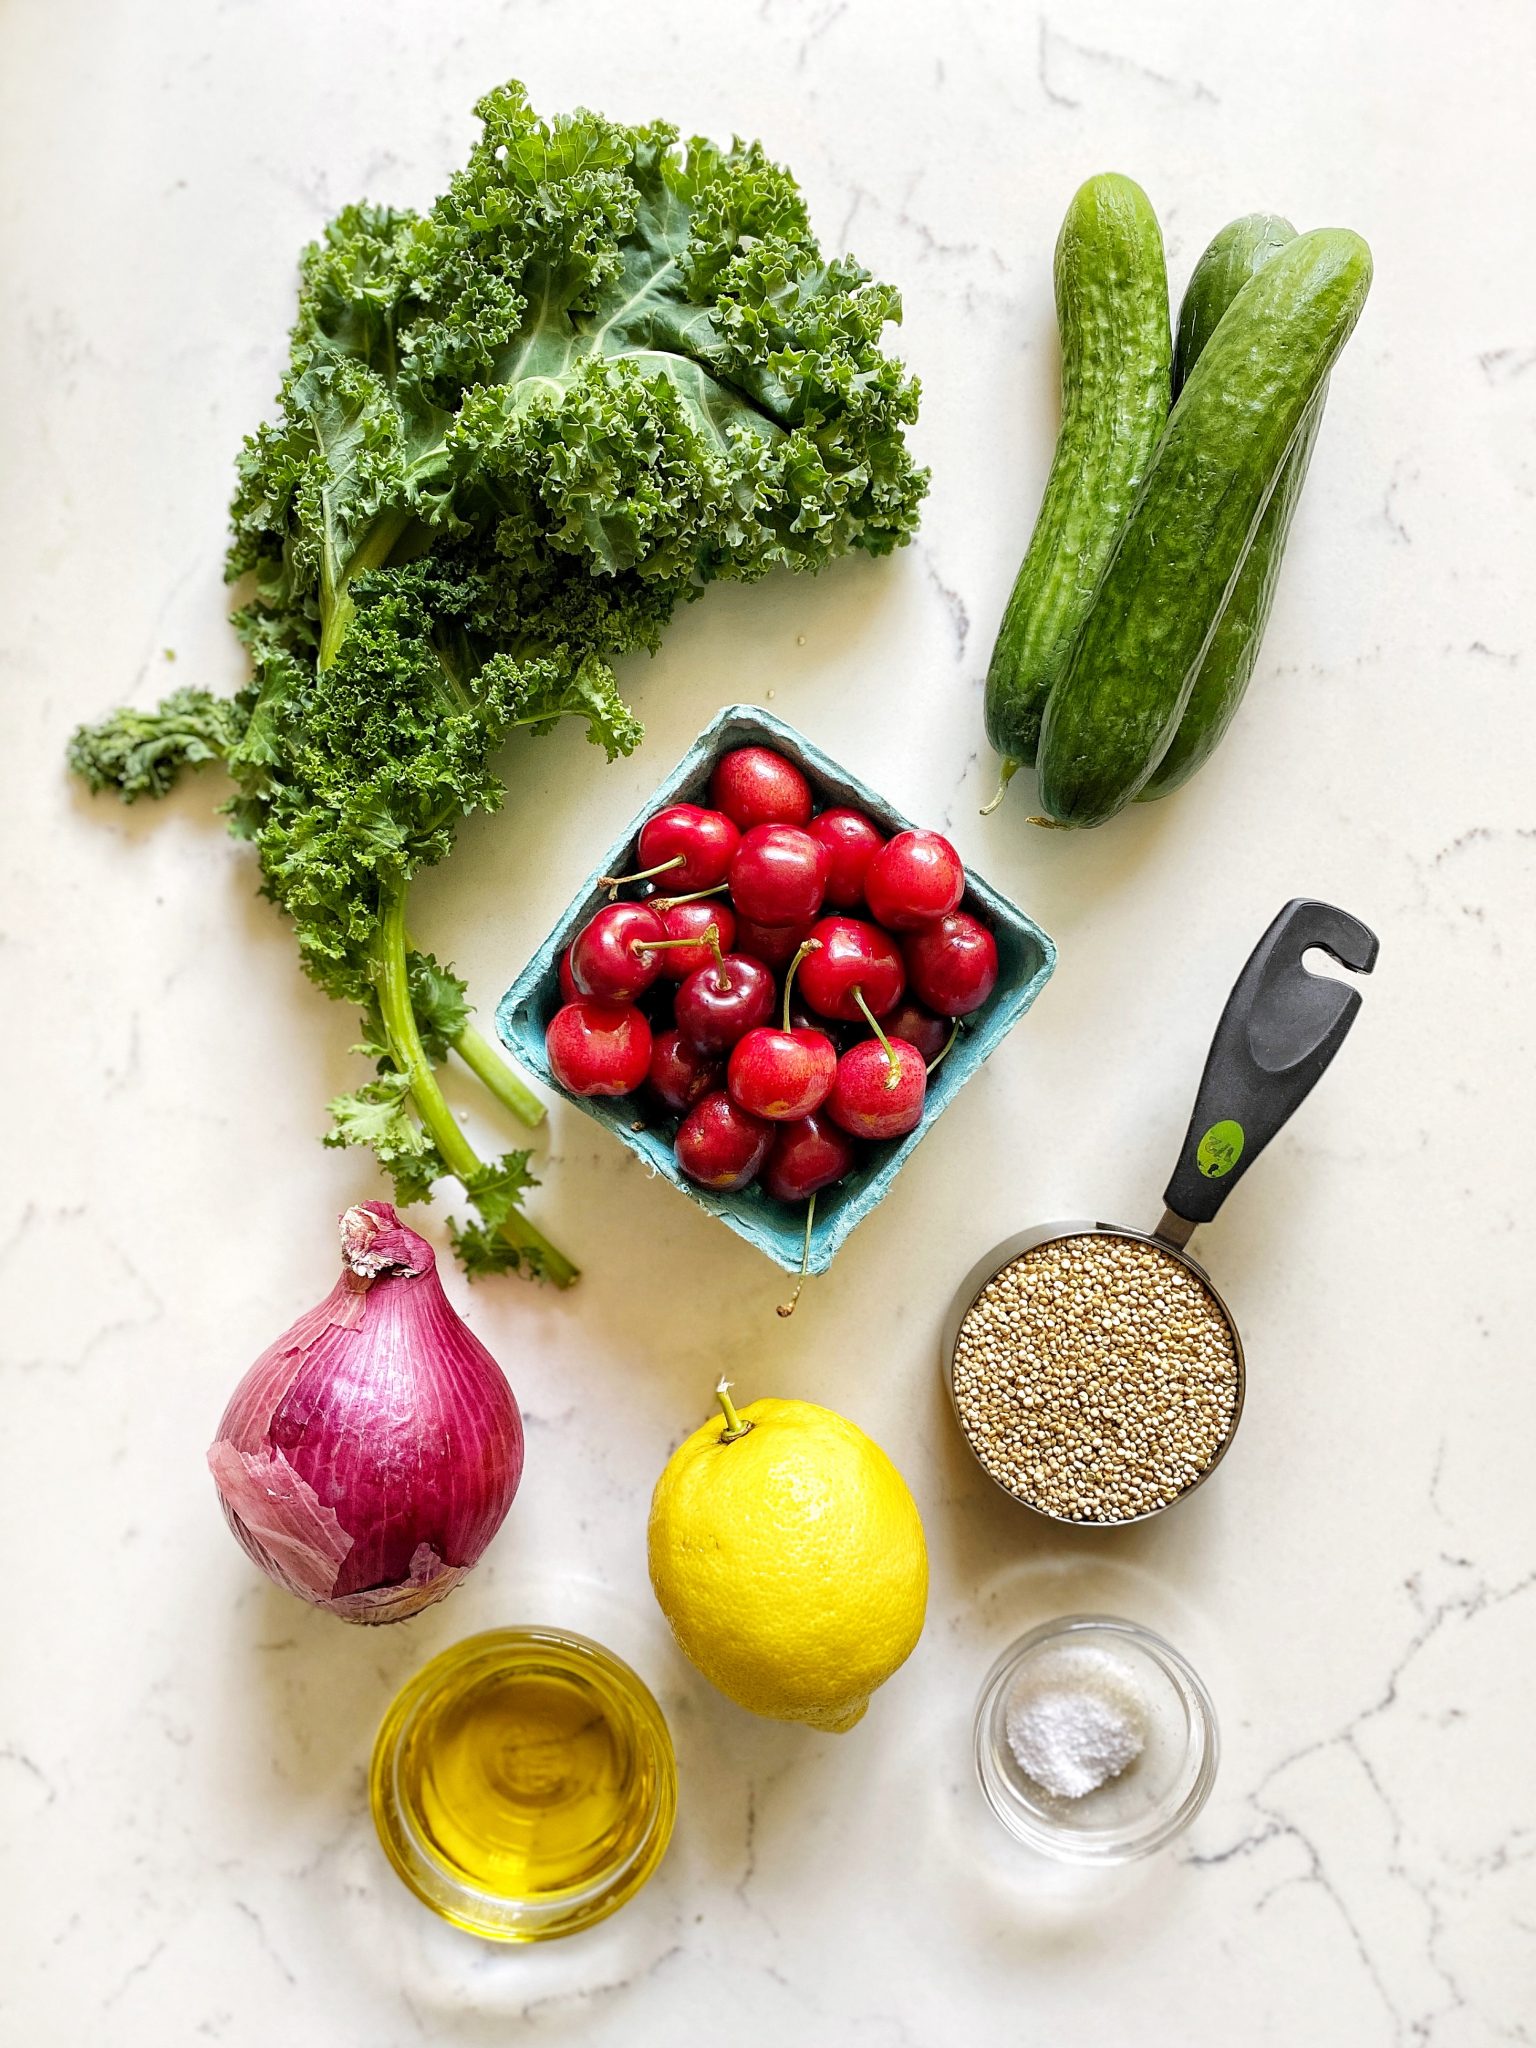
left=942, top=900, right=1379, bottom=1527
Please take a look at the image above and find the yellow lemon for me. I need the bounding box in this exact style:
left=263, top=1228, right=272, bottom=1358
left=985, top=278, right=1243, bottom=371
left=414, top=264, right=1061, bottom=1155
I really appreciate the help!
left=647, top=1385, right=927, bottom=1732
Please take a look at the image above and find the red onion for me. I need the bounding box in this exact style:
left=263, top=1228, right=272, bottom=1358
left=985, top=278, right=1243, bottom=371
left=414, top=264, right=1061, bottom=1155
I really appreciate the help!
left=208, top=1202, right=523, bottom=1624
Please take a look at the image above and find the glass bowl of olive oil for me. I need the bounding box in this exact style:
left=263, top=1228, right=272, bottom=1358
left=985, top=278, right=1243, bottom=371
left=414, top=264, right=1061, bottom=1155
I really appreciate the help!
left=370, top=1626, right=677, bottom=1941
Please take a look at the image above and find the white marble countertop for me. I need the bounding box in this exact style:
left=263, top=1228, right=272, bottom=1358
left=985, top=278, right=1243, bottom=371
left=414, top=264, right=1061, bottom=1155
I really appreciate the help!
left=4, top=1, right=1533, bottom=2041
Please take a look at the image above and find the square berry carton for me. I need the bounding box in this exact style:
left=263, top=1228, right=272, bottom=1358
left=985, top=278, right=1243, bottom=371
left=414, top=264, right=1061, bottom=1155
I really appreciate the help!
left=497, top=705, right=1055, bottom=1277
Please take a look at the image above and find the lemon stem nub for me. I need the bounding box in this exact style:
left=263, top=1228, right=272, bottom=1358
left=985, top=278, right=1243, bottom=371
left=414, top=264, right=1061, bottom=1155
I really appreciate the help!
left=777, top=1198, right=816, bottom=1318
left=715, top=1377, right=753, bottom=1442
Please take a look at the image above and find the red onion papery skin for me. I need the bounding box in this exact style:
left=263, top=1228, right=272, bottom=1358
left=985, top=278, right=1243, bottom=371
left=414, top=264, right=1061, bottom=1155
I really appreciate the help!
left=207, top=1203, right=523, bottom=1625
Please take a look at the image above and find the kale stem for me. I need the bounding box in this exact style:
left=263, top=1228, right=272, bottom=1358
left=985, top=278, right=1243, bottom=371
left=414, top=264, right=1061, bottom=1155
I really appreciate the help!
left=499, top=708, right=600, bottom=733
left=376, top=886, right=578, bottom=1287
left=318, top=511, right=413, bottom=669
left=397, top=921, right=544, bottom=1128
left=451, top=1022, right=546, bottom=1129
left=377, top=889, right=480, bottom=1181
left=323, top=526, right=571, bottom=1280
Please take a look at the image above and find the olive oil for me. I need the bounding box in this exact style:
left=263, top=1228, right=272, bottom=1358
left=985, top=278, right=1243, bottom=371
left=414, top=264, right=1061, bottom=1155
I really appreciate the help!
left=371, top=1628, right=676, bottom=1940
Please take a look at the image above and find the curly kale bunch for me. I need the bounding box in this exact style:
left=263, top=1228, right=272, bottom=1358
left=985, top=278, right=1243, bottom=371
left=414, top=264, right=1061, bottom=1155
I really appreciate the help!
left=70, top=82, right=926, bottom=1281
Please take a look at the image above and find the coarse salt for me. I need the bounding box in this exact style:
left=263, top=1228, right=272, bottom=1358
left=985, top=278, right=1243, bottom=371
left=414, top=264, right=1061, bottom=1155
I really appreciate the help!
left=1004, top=1644, right=1148, bottom=1801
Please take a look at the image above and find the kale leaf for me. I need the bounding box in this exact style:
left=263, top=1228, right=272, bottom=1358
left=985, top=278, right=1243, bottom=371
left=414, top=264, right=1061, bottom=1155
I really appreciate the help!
left=69, top=81, right=927, bottom=1280
left=67, top=688, right=248, bottom=802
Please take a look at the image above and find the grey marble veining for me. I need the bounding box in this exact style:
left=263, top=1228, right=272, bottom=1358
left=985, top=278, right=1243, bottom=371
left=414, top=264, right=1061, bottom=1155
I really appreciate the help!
left=2, top=2, right=1533, bottom=2042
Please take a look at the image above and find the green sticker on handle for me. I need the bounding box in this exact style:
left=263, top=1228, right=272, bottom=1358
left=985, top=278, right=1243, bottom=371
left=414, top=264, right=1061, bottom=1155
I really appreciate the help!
left=1196, top=1119, right=1245, bottom=1179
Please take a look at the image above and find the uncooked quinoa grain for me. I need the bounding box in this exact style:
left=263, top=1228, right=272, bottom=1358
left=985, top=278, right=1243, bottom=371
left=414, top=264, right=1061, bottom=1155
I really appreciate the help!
left=950, top=1234, right=1238, bottom=1522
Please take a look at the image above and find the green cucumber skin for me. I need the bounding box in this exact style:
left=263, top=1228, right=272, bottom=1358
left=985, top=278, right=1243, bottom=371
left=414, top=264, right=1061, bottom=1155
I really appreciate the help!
left=1173, top=215, right=1296, bottom=398
left=1140, top=215, right=1324, bottom=802
left=1035, top=227, right=1372, bottom=828
left=983, top=174, right=1171, bottom=772
left=1141, top=392, right=1325, bottom=801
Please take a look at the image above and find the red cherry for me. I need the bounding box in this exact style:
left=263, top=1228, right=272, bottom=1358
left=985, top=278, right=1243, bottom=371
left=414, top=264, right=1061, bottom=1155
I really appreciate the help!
left=806, top=808, right=885, bottom=908
left=558, top=946, right=580, bottom=1004
left=827, top=1037, right=927, bottom=1139
left=762, top=1113, right=860, bottom=1201
left=880, top=996, right=952, bottom=1066
left=709, top=746, right=813, bottom=830
left=675, top=1091, right=773, bottom=1190
left=904, top=911, right=999, bottom=1017
left=863, top=829, right=966, bottom=931
left=725, top=933, right=837, bottom=1120
left=568, top=902, right=667, bottom=1001
left=674, top=950, right=776, bottom=1053
left=647, top=1028, right=721, bottom=1115
left=546, top=1000, right=652, bottom=1097
left=729, top=823, right=829, bottom=927
left=601, top=804, right=740, bottom=894
left=637, top=804, right=740, bottom=890
left=796, top=916, right=906, bottom=1022
left=652, top=899, right=738, bottom=978
left=727, top=1026, right=837, bottom=1121
left=734, top=916, right=814, bottom=969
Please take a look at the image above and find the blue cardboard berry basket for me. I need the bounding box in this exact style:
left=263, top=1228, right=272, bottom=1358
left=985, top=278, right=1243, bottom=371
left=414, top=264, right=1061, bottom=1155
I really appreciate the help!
left=496, top=704, right=1055, bottom=1277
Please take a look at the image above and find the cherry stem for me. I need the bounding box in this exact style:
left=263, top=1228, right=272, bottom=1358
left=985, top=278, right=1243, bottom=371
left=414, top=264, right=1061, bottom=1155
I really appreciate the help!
left=927, top=1021, right=960, bottom=1074
left=852, top=987, right=901, bottom=1090
left=780, top=937, right=823, bottom=1031
left=651, top=881, right=729, bottom=913
left=640, top=922, right=726, bottom=983
left=715, top=1376, right=753, bottom=1442
left=777, top=1197, right=817, bottom=1318
left=600, top=852, right=686, bottom=897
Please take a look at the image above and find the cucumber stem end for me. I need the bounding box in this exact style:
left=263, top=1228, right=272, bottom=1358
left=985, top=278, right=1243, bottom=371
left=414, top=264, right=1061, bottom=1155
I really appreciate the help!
left=979, top=759, right=1019, bottom=817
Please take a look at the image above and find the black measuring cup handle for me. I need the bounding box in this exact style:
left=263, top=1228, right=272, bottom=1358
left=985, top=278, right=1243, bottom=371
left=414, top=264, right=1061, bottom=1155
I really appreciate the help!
left=1163, top=899, right=1379, bottom=1228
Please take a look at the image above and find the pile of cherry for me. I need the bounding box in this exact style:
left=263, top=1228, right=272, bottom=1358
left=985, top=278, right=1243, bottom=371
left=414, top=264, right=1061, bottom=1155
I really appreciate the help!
left=544, top=745, right=998, bottom=1210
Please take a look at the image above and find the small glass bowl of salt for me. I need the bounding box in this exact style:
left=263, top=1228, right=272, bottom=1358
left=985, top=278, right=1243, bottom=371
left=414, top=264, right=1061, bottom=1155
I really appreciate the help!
left=973, top=1615, right=1218, bottom=1864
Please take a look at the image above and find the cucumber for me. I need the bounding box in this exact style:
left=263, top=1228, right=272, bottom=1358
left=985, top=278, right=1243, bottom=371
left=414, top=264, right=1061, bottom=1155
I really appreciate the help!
left=1138, top=215, right=1326, bottom=801
left=1035, top=227, right=1372, bottom=828
left=1173, top=214, right=1297, bottom=400
left=982, top=174, right=1170, bottom=796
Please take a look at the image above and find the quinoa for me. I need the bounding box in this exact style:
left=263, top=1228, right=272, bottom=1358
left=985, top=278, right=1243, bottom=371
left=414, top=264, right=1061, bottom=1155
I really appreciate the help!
left=950, top=1233, right=1239, bottom=1522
